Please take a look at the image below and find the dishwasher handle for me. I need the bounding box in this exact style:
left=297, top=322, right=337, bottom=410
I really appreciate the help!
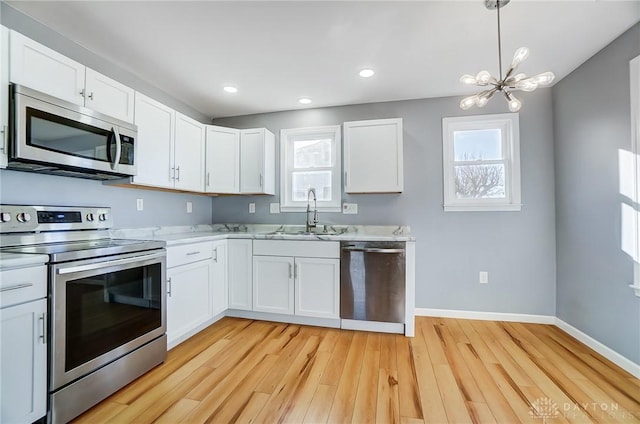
left=341, top=246, right=405, bottom=254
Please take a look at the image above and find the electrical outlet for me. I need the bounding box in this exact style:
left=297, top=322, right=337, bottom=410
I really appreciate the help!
left=136, top=198, right=144, bottom=211
left=249, top=203, right=256, bottom=214
left=186, top=202, right=192, bottom=213
left=342, top=203, right=358, bottom=214
left=479, top=271, right=489, bottom=284
left=270, top=203, right=280, bottom=214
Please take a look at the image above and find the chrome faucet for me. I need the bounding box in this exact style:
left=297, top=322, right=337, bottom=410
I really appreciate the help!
left=306, top=188, right=319, bottom=233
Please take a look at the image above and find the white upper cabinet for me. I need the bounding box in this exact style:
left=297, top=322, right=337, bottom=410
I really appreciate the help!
left=1, top=26, right=9, bottom=169
left=84, top=68, right=134, bottom=123
left=133, top=92, right=175, bottom=188
left=240, top=128, right=275, bottom=194
left=343, top=118, right=404, bottom=193
left=9, top=30, right=85, bottom=105
left=9, top=30, right=134, bottom=123
left=205, top=125, right=240, bottom=193
left=174, top=112, right=205, bottom=192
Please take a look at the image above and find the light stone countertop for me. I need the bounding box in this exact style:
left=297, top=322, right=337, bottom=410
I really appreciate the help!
left=111, top=224, right=414, bottom=246
left=0, top=252, right=49, bottom=270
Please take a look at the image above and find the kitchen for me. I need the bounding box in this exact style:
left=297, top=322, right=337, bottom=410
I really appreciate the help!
left=0, top=1, right=639, bottom=423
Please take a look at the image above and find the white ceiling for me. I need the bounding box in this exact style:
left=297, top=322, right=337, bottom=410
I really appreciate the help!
left=7, top=1, right=640, bottom=119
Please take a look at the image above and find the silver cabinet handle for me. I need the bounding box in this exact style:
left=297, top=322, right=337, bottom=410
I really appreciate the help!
left=341, top=246, right=405, bottom=254
left=288, top=263, right=293, bottom=279
left=207, top=172, right=211, bottom=187
left=80, top=88, right=86, bottom=98
left=111, top=126, right=122, bottom=170
left=167, top=277, right=172, bottom=297
left=88, top=91, right=94, bottom=100
left=0, top=125, right=6, bottom=153
left=259, top=173, right=263, bottom=187
left=213, top=247, right=218, bottom=263
left=0, top=282, right=34, bottom=292
left=39, top=313, right=46, bottom=344
left=176, top=166, right=181, bottom=182
left=186, top=251, right=201, bottom=256
left=344, top=172, right=348, bottom=185
left=170, top=167, right=175, bottom=181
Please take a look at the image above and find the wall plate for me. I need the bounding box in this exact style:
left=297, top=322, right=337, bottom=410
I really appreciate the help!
left=343, top=203, right=358, bottom=214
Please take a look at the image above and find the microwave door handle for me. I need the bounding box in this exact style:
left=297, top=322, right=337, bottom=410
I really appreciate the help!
left=111, top=127, right=122, bottom=170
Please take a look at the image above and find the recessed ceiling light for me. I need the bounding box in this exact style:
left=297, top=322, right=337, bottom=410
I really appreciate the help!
left=298, top=98, right=312, bottom=105
left=223, top=86, right=238, bottom=93
left=359, top=69, right=375, bottom=78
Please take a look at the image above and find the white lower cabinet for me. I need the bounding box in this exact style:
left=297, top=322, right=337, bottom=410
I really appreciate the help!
left=253, top=256, right=294, bottom=315
left=166, top=260, right=213, bottom=345
left=227, top=239, right=253, bottom=310
left=211, top=240, right=228, bottom=316
left=295, top=257, right=340, bottom=319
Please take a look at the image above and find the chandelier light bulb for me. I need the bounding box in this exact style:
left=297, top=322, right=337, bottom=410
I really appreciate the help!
left=460, top=95, right=479, bottom=110
left=505, top=93, right=522, bottom=112
left=532, top=71, right=556, bottom=86
left=477, top=97, right=489, bottom=108
left=510, top=47, right=530, bottom=68
left=460, top=74, right=477, bottom=85
left=476, top=70, right=492, bottom=85
left=515, top=79, right=538, bottom=92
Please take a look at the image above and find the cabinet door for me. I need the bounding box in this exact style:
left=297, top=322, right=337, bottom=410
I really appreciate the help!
left=240, top=128, right=269, bottom=194
left=84, top=68, right=135, bottom=123
left=205, top=126, right=240, bottom=193
left=174, top=112, right=205, bottom=192
left=344, top=118, right=404, bottom=193
left=295, top=257, right=340, bottom=319
left=211, top=240, right=228, bottom=316
left=9, top=30, right=85, bottom=105
left=1, top=26, right=9, bottom=169
left=253, top=256, right=294, bottom=315
left=0, top=299, right=47, bottom=423
left=132, top=92, right=175, bottom=188
left=166, top=260, right=212, bottom=344
left=227, top=239, right=253, bottom=310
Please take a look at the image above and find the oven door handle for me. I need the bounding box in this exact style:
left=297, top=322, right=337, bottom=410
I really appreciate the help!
left=56, top=251, right=165, bottom=275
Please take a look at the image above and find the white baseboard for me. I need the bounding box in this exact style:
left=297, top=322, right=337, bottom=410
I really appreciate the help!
left=554, top=318, right=640, bottom=379
left=414, top=308, right=640, bottom=379
left=415, top=308, right=556, bottom=324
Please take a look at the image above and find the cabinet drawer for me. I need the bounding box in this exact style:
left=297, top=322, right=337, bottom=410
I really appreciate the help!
left=167, top=242, right=213, bottom=268
left=0, top=266, right=47, bottom=308
left=253, top=240, right=339, bottom=259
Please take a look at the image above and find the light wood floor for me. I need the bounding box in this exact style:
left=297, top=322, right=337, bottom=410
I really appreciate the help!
left=73, top=317, right=640, bottom=423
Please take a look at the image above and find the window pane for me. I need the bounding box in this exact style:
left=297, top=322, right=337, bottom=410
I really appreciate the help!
left=293, top=139, right=332, bottom=168
left=292, top=171, right=332, bottom=201
left=453, top=129, right=502, bottom=161
left=454, top=164, right=505, bottom=199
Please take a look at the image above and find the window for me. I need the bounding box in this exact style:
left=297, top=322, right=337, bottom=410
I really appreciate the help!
left=442, top=113, right=521, bottom=212
left=280, top=125, right=342, bottom=212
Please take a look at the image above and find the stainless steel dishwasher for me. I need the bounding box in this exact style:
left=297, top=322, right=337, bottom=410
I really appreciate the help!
left=340, top=241, right=406, bottom=323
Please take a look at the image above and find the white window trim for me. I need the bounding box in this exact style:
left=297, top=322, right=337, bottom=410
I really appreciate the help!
left=630, top=55, right=640, bottom=296
left=280, top=125, right=342, bottom=212
left=442, top=113, right=522, bottom=212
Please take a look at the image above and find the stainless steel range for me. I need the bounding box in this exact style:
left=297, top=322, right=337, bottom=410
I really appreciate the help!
left=0, top=205, right=167, bottom=424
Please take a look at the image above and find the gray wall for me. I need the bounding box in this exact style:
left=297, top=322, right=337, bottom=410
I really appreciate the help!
left=553, top=23, right=640, bottom=363
left=0, top=3, right=213, bottom=228
left=0, top=170, right=212, bottom=228
left=214, top=92, right=557, bottom=316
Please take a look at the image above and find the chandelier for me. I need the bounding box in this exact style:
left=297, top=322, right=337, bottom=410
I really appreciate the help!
left=459, top=0, right=555, bottom=112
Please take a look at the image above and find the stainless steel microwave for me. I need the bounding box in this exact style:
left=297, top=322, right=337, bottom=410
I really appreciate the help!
left=8, top=84, right=137, bottom=180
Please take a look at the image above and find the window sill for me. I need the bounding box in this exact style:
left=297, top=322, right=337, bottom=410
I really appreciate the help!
left=443, top=203, right=522, bottom=212
left=280, top=206, right=342, bottom=213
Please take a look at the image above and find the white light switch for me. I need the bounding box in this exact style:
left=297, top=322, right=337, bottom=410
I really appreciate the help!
left=186, top=202, right=193, bottom=213
left=136, top=198, right=144, bottom=211
left=479, top=271, right=489, bottom=284
left=342, top=203, right=358, bottom=214
left=270, top=203, right=280, bottom=214
left=249, top=203, right=256, bottom=214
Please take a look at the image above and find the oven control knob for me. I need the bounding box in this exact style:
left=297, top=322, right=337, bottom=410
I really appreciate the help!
left=0, top=212, right=11, bottom=223
left=86, top=213, right=95, bottom=222
left=17, top=212, right=31, bottom=223
left=98, top=213, right=109, bottom=222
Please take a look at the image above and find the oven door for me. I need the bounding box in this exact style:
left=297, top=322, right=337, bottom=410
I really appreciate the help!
left=50, top=250, right=166, bottom=391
